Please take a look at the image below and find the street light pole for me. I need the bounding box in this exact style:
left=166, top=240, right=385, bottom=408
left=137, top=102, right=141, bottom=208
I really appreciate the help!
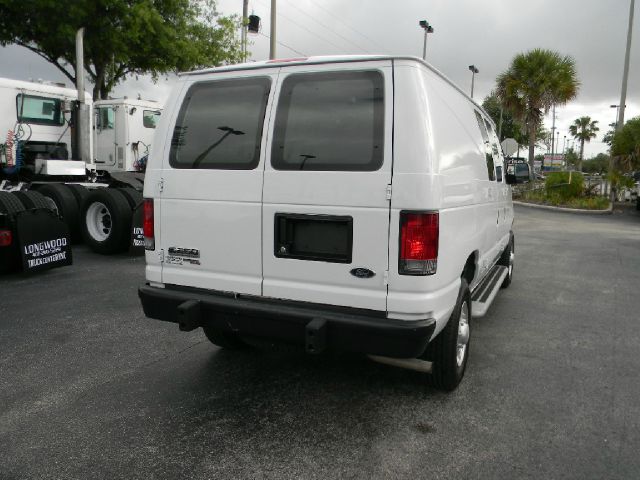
left=617, top=0, right=635, bottom=130
left=269, top=0, right=276, bottom=60
left=419, top=20, right=434, bottom=60
left=241, top=0, right=248, bottom=61
left=468, top=65, right=479, bottom=98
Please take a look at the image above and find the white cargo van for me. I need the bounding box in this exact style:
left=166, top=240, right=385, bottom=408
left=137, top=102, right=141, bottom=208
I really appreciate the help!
left=139, top=56, right=520, bottom=390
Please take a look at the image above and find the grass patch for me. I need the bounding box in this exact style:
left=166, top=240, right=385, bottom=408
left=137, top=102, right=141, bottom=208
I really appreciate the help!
left=519, top=189, right=610, bottom=210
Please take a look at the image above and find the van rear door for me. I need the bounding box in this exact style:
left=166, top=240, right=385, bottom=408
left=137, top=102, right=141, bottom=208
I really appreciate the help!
left=158, top=70, right=277, bottom=295
left=262, top=61, right=393, bottom=311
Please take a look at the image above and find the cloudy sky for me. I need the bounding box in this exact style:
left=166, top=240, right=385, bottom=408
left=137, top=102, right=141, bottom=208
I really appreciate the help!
left=1, top=0, right=637, bottom=157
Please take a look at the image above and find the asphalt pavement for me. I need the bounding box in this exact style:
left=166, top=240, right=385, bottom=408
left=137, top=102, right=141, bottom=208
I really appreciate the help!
left=1, top=205, right=639, bottom=479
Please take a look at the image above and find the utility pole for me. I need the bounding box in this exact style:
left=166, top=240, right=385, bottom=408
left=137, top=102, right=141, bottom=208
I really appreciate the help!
left=242, top=0, right=248, bottom=61
left=269, top=0, right=276, bottom=60
left=419, top=20, right=434, bottom=60
left=468, top=65, right=479, bottom=99
left=617, top=0, right=635, bottom=131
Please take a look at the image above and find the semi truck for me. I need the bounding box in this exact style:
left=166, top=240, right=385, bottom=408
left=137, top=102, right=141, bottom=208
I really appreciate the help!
left=0, top=76, right=162, bottom=272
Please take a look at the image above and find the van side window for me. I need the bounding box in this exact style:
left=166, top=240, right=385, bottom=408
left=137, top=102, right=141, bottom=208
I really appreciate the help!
left=496, top=165, right=503, bottom=182
left=169, top=77, right=271, bottom=170
left=271, top=70, right=384, bottom=171
left=474, top=111, right=495, bottom=181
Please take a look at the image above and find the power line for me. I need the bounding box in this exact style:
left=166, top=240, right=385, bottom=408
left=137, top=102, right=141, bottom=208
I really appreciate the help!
left=258, top=32, right=307, bottom=57
left=253, top=0, right=348, bottom=53
left=280, top=0, right=371, bottom=54
left=305, top=1, right=388, bottom=53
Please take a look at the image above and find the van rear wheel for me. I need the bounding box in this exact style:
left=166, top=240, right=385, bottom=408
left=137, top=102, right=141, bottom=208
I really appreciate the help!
left=202, top=326, right=246, bottom=350
left=422, top=279, right=471, bottom=391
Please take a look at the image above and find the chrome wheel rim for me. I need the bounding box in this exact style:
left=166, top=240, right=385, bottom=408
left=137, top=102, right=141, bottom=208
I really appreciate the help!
left=456, top=300, right=470, bottom=367
left=86, top=201, right=112, bottom=242
left=509, top=244, right=515, bottom=277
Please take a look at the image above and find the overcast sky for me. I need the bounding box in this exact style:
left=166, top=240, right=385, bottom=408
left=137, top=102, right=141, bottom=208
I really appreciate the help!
left=1, top=0, right=637, bottom=157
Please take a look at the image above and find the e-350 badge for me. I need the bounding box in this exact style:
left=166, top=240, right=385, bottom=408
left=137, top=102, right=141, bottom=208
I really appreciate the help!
left=167, top=247, right=201, bottom=265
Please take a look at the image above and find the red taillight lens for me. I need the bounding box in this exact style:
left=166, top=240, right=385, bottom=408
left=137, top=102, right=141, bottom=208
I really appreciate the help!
left=399, top=212, right=438, bottom=275
left=0, top=229, right=12, bottom=247
left=143, top=198, right=155, bottom=251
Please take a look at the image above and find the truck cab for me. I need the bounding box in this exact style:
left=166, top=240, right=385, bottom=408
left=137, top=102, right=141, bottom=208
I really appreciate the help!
left=93, top=98, right=161, bottom=173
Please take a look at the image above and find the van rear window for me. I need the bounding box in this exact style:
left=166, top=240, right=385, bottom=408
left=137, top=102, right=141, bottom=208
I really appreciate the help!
left=271, top=70, right=384, bottom=171
left=169, top=77, right=271, bottom=169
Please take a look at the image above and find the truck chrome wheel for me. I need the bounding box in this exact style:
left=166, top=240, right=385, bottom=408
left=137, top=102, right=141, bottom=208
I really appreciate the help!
left=86, top=201, right=112, bottom=241
left=456, top=300, right=470, bottom=367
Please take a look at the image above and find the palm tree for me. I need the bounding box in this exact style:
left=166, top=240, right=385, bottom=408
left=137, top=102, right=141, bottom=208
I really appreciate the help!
left=569, top=116, right=599, bottom=171
left=496, top=49, right=579, bottom=179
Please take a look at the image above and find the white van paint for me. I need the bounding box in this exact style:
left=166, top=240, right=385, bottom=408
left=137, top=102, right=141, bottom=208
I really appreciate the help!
left=140, top=56, right=515, bottom=390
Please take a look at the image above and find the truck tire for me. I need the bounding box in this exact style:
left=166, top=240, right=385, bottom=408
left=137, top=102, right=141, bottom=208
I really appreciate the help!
left=0, top=191, right=26, bottom=215
left=422, top=279, right=471, bottom=391
left=36, top=184, right=82, bottom=242
left=497, top=234, right=514, bottom=289
left=81, top=188, right=132, bottom=254
left=115, top=187, right=143, bottom=210
left=12, top=191, right=52, bottom=211
left=65, top=184, right=90, bottom=209
left=202, top=326, right=246, bottom=350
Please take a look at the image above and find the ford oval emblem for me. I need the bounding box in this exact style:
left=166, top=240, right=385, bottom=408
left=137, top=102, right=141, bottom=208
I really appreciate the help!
left=350, top=267, right=375, bottom=279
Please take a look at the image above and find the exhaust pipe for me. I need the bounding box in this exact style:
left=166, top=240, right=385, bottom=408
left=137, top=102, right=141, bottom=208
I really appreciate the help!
left=368, top=355, right=433, bottom=374
left=76, top=28, right=85, bottom=100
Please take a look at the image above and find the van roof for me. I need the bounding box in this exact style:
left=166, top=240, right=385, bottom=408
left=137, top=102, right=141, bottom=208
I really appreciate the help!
left=182, top=55, right=492, bottom=125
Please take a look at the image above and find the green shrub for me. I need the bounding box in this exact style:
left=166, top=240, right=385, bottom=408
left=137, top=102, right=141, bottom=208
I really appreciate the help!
left=565, top=196, right=610, bottom=210
left=545, top=171, right=584, bottom=200
left=520, top=185, right=609, bottom=210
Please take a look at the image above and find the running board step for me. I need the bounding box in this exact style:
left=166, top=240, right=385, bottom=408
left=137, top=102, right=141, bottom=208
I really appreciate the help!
left=471, top=265, right=508, bottom=318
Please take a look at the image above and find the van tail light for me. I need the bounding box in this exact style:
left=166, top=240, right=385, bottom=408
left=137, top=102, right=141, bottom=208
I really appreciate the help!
left=399, top=211, right=438, bottom=276
left=0, top=229, right=12, bottom=247
left=143, top=198, right=155, bottom=251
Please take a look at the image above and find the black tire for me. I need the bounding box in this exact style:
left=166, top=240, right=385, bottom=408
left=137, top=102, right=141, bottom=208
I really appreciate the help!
left=12, top=191, right=52, bottom=210
left=36, top=184, right=82, bottom=242
left=202, top=326, right=246, bottom=350
left=81, top=188, right=132, bottom=254
left=0, top=191, right=26, bottom=215
left=636, top=197, right=640, bottom=211
left=497, top=233, right=514, bottom=289
left=65, top=184, right=90, bottom=209
left=115, top=187, right=143, bottom=210
left=422, top=279, right=471, bottom=391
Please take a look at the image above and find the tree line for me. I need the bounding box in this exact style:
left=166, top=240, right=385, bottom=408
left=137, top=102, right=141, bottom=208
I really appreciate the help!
left=483, top=48, right=638, bottom=182
left=0, top=2, right=637, bottom=180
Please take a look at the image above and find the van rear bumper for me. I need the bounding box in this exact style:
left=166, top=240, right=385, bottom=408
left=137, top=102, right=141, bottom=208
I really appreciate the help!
left=139, top=284, right=436, bottom=358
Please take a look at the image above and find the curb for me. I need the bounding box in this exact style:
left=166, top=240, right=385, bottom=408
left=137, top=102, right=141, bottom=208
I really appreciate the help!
left=513, top=200, right=613, bottom=215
